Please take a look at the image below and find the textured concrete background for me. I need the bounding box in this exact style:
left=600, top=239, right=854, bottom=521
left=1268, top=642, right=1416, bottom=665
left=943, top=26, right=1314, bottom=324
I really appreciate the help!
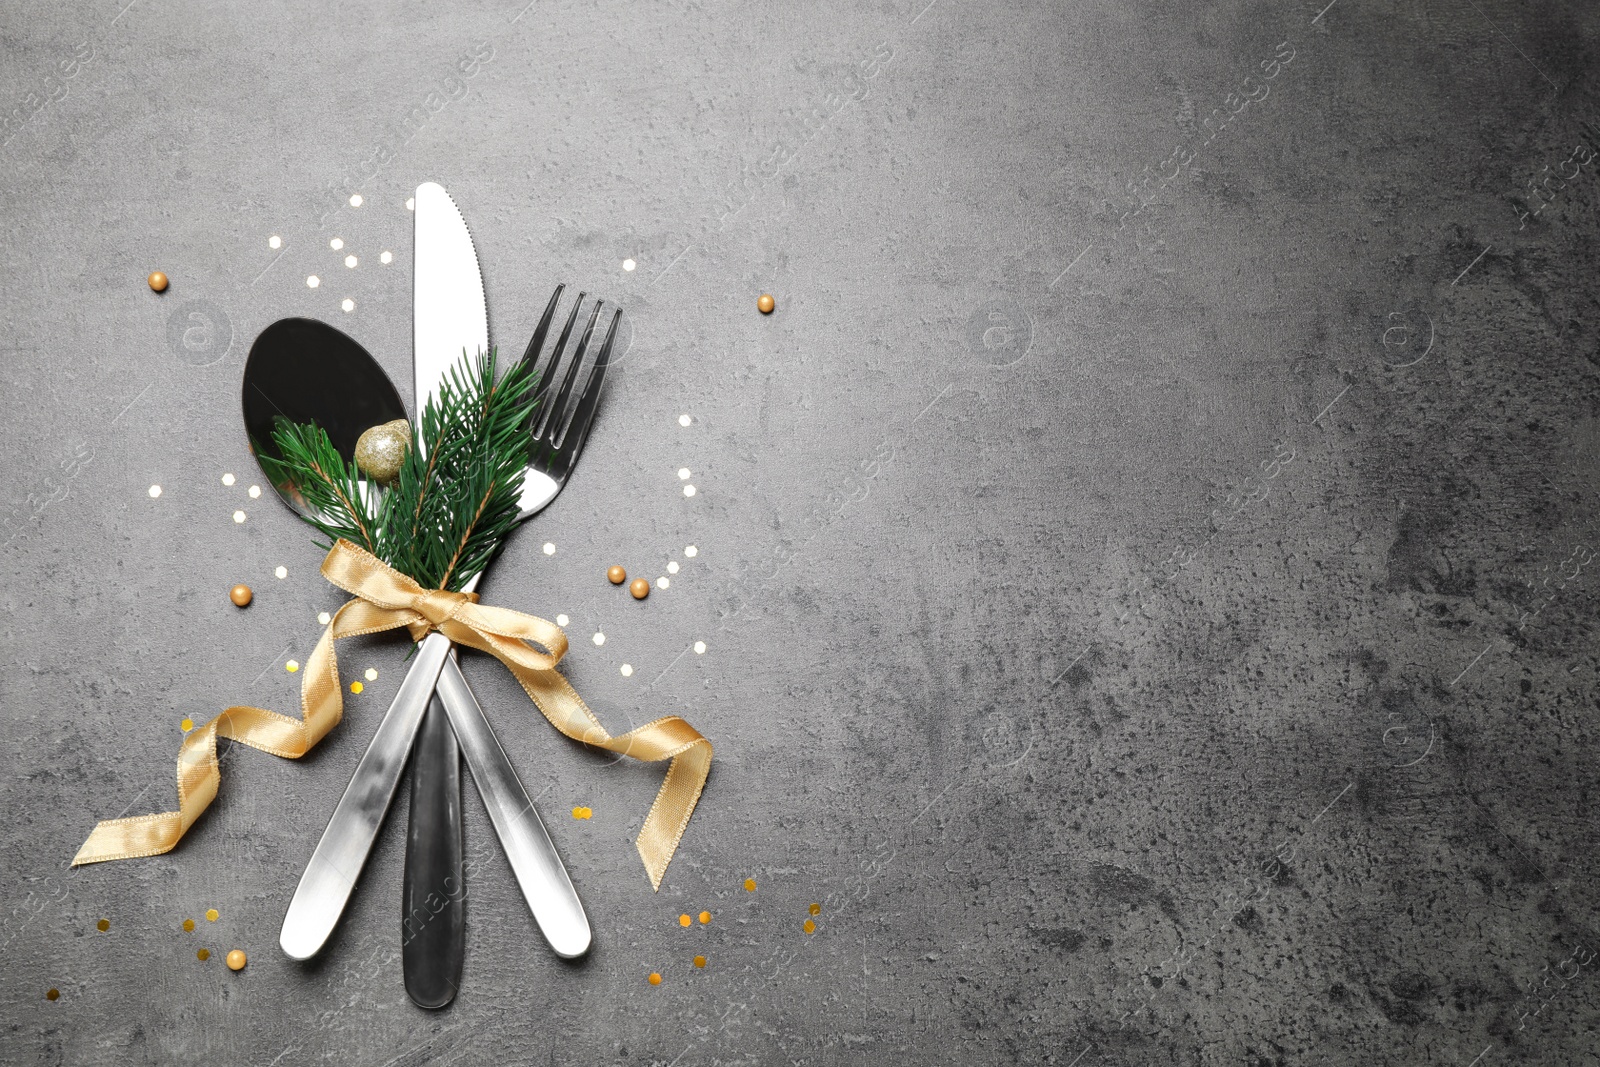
left=2, top=0, right=1599, bottom=1064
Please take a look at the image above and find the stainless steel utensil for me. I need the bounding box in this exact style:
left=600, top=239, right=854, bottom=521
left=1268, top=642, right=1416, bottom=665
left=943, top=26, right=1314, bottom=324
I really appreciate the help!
left=403, top=180, right=490, bottom=1008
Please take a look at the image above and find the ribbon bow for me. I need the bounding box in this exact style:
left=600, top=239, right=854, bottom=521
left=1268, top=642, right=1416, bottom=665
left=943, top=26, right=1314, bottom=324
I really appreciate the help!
left=74, top=540, right=712, bottom=890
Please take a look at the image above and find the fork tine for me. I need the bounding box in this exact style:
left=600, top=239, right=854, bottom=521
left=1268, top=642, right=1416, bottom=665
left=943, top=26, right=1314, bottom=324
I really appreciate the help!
left=532, top=292, right=588, bottom=439
left=550, top=308, right=618, bottom=463
left=518, top=284, right=565, bottom=381
left=545, top=301, right=603, bottom=443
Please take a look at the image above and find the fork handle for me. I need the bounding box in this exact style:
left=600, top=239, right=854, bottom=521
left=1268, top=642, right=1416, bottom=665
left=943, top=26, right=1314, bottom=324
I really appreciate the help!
left=435, top=651, right=591, bottom=958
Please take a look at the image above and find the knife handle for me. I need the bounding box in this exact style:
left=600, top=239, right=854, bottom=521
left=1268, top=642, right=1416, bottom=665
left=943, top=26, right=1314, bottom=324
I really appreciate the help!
left=435, top=650, right=591, bottom=959
left=402, top=694, right=466, bottom=1008
left=279, top=631, right=452, bottom=961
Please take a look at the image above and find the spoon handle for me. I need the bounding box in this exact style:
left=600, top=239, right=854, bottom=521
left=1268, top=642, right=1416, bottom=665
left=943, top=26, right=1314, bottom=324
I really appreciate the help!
left=279, top=632, right=452, bottom=961
left=402, top=693, right=465, bottom=1008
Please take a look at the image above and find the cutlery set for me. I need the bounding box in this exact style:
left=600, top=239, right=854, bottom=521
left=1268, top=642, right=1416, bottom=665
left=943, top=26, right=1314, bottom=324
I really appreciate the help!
left=245, top=182, right=614, bottom=1006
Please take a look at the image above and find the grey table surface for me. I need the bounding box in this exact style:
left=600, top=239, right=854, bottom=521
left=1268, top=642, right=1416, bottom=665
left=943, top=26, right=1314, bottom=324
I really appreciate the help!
left=3, top=1, right=1600, bottom=1064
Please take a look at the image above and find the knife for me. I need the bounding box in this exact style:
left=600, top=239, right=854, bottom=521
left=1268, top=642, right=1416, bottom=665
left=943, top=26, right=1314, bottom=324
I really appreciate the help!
left=402, top=180, right=486, bottom=1008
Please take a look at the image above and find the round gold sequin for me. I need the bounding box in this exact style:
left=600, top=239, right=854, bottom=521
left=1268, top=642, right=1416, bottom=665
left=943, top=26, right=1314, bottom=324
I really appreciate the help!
left=205, top=909, right=219, bottom=922
left=46, top=988, right=59, bottom=1001
left=678, top=914, right=691, bottom=928
left=197, top=948, right=210, bottom=961
left=803, top=919, right=816, bottom=934
left=744, top=878, right=757, bottom=891
left=694, top=955, right=707, bottom=968
left=570, top=806, right=593, bottom=819
left=809, top=902, right=821, bottom=916
left=96, top=919, right=109, bottom=932
left=648, top=972, right=662, bottom=985
left=226, top=949, right=247, bottom=971
left=182, top=919, right=195, bottom=932
left=698, top=911, right=711, bottom=925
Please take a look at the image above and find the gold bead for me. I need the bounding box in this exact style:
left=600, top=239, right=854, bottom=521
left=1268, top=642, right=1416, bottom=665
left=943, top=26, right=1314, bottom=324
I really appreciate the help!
left=607, top=565, right=627, bottom=584
left=229, top=584, right=253, bottom=607
left=354, top=419, right=411, bottom=483
left=148, top=271, right=168, bottom=292
left=629, top=577, right=650, bottom=600
left=757, top=293, right=775, bottom=314
left=226, top=949, right=247, bottom=971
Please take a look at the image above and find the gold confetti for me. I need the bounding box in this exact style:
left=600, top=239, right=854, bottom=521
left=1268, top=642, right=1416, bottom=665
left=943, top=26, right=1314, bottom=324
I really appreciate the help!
left=205, top=909, right=219, bottom=922
left=809, top=902, right=821, bottom=916
left=678, top=914, right=691, bottom=928
left=180, top=718, right=194, bottom=732
left=803, top=919, right=816, bottom=934
left=197, top=948, right=210, bottom=961
left=648, top=972, right=662, bottom=985
left=350, top=682, right=364, bottom=694
left=182, top=919, right=195, bottom=932
left=744, top=878, right=757, bottom=891
left=285, top=660, right=300, bottom=673
left=693, top=955, right=707, bottom=968
left=699, top=911, right=711, bottom=925
left=570, top=806, right=592, bottom=820
left=364, top=668, right=377, bottom=681
left=96, top=919, right=109, bottom=932
left=46, top=988, right=59, bottom=1001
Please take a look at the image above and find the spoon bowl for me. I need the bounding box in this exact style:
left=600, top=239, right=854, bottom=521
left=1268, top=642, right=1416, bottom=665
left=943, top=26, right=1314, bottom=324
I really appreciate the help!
left=241, top=317, right=406, bottom=519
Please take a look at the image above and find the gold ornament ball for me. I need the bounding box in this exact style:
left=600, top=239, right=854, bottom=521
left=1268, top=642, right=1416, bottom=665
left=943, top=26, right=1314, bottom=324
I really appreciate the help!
left=607, top=565, right=627, bottom=584
left=148, top=271, right=169, bottom=293
left=757, top=293, right=775, bottom=314
left=354, top=419, right=411, bottom=483
left=226, top=949, right=247, bottom=971
left=629, top=577, right=650, bottom=600
left=229, top=584, right=253, bottom=607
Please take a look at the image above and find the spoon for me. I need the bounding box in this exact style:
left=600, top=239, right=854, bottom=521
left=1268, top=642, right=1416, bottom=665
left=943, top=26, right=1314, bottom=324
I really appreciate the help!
left=242, top=316, right=467, bottom=1000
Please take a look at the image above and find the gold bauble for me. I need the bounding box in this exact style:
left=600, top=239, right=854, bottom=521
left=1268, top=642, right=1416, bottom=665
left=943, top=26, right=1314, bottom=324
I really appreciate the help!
left=354, top=419, right=411, bottom=483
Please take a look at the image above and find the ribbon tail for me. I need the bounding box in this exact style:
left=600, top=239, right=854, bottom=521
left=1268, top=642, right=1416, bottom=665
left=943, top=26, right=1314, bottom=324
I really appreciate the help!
left=636, top=730, right=714, bottom=891
left=72, top=712, right=224, bottom=865
left=72, top=593, right=384, bottom=866
left=500, top=658, right=713, bottom=891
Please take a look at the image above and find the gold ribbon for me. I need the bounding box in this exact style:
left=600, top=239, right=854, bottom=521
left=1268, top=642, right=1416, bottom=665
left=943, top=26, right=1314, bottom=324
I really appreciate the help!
left=73, top=540, right=712, bottom=889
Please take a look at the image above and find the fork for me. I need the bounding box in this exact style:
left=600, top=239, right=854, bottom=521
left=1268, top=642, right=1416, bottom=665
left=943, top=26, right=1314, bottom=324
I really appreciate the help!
left=279, top=285, right=618, bottom=964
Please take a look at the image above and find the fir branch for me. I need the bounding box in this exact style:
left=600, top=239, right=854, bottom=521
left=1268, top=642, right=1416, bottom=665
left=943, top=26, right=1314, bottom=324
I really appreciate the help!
left=268, top=347, right=537, bottom=592
left=263, top=420, right=379, bottom=554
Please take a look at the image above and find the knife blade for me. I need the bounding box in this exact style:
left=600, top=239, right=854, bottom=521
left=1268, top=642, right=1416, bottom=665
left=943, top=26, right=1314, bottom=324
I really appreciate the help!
left=404, top=180, right=485, bottom=1007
